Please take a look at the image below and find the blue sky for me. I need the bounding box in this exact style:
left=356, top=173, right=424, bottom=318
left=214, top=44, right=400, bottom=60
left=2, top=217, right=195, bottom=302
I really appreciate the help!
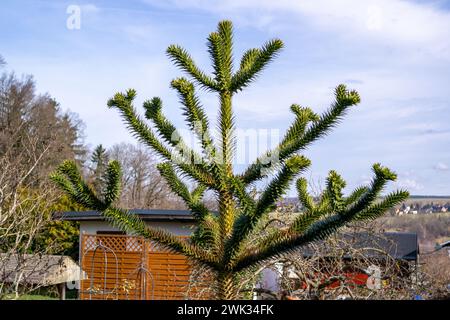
left=1, top=0, right=450, bottom=195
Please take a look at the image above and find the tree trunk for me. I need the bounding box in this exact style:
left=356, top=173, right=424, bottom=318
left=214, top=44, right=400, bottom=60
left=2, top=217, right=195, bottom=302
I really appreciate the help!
left=217, top=271, right=236, bottom=300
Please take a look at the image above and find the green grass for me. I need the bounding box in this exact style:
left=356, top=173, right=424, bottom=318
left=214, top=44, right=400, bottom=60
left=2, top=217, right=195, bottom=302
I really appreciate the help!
left=4, top=294, right=58, bottom=300
left=3, top=287, right=78, bottom=300
left=18, top=294, right=58, bottom=300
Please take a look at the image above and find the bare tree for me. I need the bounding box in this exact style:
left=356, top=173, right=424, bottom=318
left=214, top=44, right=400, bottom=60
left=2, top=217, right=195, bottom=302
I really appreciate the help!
left=0, top=73, right=86, bottom=181
left=185, top=206, right=430, bottom=300
left=274, top=231, right=417, bottom=299
left=107, top=143, right=185, bottom=209
left=421, top=250, right=450, bottom=299
left=0, top=132, right=61, bottom=298
left=0, top=71, right=85, bottom=299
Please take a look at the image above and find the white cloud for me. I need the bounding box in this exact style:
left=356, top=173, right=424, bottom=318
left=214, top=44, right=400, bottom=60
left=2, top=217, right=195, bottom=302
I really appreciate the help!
left=144, top=0, right=450, bottom=60
left=395, top=178, right=424, bottom=191
left=122, top=24, right=161, bottom=43
left=434, top=162, right=449, bottom=171
left=232, top=78, right=336, bottom=120
left=139, top=0, right=450, bottom=132
left=80, top=4, right=100, bottom=13
left=358, top=174, right=372, bottom=186
left=14, top=54, right=172, bottom=149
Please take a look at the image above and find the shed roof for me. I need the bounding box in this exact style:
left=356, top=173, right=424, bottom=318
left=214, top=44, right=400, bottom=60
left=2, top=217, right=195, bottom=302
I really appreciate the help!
left=0, top=254, right=85, bottom=285
left=53, top=209, right=196, bottom=222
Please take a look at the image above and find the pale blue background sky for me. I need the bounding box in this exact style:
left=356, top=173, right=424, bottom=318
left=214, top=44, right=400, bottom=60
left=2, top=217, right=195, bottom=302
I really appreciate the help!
left=1, top=0, right=449, bottom=195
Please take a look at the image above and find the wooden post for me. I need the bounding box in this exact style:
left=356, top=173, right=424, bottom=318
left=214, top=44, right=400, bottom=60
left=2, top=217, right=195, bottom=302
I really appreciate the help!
left=58, top=283, right=66, bottom=300
left=79, top=232, right=85, bottom=300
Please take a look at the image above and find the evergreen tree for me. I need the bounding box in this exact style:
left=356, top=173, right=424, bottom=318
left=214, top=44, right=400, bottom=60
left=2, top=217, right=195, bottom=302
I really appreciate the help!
left=50, top=21, right=409, bottom=299
left=90, top=144, right=109, bottom=196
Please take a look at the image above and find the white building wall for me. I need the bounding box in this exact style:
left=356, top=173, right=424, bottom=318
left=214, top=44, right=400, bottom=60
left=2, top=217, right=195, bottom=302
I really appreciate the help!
left=79, top=220, right=195, bottom=237
left=78, top=220, right=196, bottom=262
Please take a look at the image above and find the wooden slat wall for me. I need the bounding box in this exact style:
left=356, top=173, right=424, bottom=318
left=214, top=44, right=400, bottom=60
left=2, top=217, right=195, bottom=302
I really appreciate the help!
left=80, top=234, right=202, bottom=300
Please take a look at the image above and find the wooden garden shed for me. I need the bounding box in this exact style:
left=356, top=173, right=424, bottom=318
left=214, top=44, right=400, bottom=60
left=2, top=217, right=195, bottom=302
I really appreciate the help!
left=55, top=209, right=204, bottom=300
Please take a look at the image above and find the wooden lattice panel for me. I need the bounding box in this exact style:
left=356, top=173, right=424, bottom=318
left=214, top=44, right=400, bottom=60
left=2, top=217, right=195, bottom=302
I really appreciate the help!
left=79, top=234, right=205, bottom=300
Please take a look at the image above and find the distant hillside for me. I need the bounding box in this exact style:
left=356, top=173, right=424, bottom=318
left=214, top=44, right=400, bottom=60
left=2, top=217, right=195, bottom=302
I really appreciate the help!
left=399, top=196, right=450, bottom=209
left=279, top=195, right=450, bottom=204
left=378, top=212, right=450, bottom=249
left=409, top=195, right=450, bottom=200
left=278, top=196, right=450, bottom=214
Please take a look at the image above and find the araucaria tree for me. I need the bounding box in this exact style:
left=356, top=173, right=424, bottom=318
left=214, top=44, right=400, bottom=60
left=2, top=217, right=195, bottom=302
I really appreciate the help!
left=50, top=21, right=409, bottom=299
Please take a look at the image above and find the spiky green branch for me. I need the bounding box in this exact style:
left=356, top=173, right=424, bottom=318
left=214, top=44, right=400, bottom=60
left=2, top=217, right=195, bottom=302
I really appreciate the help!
left=51, top=20, right=409, bottom=300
